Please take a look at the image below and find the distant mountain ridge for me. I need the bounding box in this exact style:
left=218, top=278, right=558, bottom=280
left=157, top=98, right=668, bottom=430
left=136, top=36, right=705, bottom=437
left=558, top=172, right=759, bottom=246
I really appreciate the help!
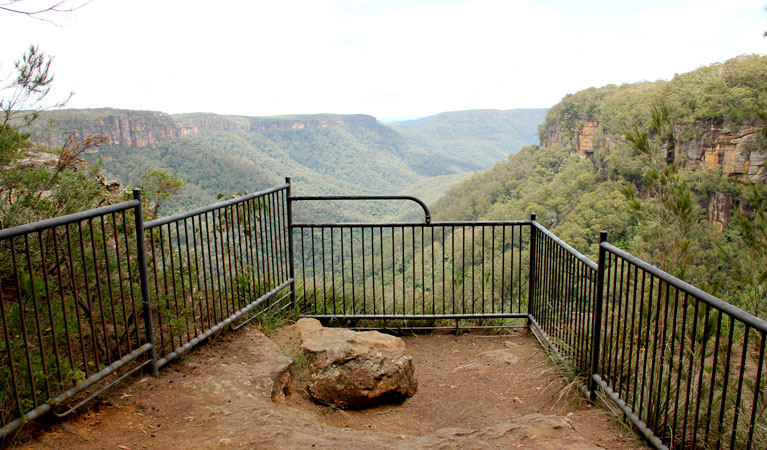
left=392, top=109, right=547, bottom=173
left=30, top=109, right=383, bottom=149
left=25, top=107, right=546, bottom=218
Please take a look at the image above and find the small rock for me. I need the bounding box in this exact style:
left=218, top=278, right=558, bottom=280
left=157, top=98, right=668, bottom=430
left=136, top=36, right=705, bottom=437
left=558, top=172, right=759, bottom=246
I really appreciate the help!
left=452, top=362, right=484, bottom=372
left=479, top=349, right=519, bottom=364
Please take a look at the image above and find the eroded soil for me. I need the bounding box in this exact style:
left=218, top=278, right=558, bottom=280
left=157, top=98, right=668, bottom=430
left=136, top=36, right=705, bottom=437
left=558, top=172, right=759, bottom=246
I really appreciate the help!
left=6, top=324, right=648, bottom=449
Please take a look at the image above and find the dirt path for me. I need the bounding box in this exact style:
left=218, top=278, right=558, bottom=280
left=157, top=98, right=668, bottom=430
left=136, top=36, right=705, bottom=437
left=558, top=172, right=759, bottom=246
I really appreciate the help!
left=7, top=325, right=647, bottom=449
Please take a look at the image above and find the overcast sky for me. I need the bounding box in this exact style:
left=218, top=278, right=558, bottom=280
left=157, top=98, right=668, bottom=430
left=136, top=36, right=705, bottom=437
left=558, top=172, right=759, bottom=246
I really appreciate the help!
left=2, top=0, right=766, bottom=121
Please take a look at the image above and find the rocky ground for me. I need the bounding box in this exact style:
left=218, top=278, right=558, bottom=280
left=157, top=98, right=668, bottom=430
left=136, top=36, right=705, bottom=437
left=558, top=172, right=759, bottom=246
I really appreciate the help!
left=6, top=323, right=648, bottom=449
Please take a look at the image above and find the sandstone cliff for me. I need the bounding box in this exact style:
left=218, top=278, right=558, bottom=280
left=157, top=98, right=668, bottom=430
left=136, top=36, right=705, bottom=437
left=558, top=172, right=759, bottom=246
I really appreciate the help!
left=543, top=119, right=766, bottom=228
left=175, top=114, right=246, bottom=135
left=247, top=114, right=377, bottom=131
left=545, top=119, right=766, bottom=182
left=31, top=110, right=380, bottom=149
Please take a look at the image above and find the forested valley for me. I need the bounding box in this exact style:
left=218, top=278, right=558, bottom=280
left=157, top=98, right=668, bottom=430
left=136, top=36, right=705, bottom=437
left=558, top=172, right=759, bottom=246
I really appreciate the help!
left=22, top=108, right=545, bottom=221
left=4, top=53, right=767, bottom=318
left=434, top=54, right=767, bottom=318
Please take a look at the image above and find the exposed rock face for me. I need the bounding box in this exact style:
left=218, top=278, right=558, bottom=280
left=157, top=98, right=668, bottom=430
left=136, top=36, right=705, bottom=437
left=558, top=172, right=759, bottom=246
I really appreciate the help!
left=576, top=120, right=598, bottom=159
left=294, top=318, right=417, bottom=409
left=31, top=110, right=380, bottom=150
left=252, top=413, right=603, bottom=449
left=15, top=149, right=122, bottom=195
left=544, top=119, right=766, bottom=227
left=676, top=123, right=767, bottom=182
left=177, top=116, right=245, bottom=135
left=67, top=113, right=179, bottom=148
left=546, top=120, right=766, bottom=182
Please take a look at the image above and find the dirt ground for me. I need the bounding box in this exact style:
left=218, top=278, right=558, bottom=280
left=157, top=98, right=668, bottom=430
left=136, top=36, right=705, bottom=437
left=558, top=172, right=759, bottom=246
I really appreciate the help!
left=5, top=324, right=648, bottom=449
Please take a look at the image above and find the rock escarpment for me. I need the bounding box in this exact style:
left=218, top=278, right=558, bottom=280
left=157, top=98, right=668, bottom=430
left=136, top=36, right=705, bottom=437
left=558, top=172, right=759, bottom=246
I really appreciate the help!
left=542, top=118, right=766, bottom=229
left=30, top=109, right=380, bottom=150
left=544, top=119, right=766, bottom=182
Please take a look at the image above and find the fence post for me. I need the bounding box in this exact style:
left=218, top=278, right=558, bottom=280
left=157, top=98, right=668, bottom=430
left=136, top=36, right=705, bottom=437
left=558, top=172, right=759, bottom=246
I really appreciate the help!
left=285, top=177, right=296, bottom=309
left=133, top=189, right=159, bottom=375
left=528, top=213, right=537, bottom=322
left=588, top=230, right=607, bottom=401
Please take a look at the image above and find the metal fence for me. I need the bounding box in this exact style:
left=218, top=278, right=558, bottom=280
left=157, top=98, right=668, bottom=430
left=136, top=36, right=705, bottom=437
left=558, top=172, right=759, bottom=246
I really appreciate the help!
left=143, top=183, right=293, bottom=368
left=528, top=223, right=767, bottom=450
left=0, top=192, right=154, bottom=436
left=1, top=180, right=766, bottom=449
left=291, top=195, right=530, bottom=325
left=0, top=184, right=293, bottom=438
left=591, top=241, right=767, bottom=449
left=528, top=219, right=598, bottom=375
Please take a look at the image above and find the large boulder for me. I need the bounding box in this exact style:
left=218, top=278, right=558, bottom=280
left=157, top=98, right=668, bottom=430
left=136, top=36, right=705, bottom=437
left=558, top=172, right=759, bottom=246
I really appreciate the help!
left=294, top=318, right=417, bottom=409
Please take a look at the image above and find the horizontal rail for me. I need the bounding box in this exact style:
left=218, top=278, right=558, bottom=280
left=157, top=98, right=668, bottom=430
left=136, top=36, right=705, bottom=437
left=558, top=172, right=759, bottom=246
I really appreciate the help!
left=292, top=220, right=531, bottom=228
left=0, top=200, right=140, bottom=240
left=145, top=183, right=289, bottom=229
left=0, top=343, right=153, bottom=439
left=290, top=194, right=432, bottom=224
left=592, top=374, right=668, bottom=450
left=533, top=221, right=597, bottom=270
left=305, top=313, right=529, bottom=320
left=155, top=278, right=293, bottom=369
left=602, top=242, right=767, bottom=333
left=53, top=359, right=153, bottom=418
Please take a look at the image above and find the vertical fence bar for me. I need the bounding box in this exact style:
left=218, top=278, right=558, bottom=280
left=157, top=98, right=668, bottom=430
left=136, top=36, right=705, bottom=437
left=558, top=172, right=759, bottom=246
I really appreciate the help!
left=133, top=189, right=158, bottom=375
left=589, top=230, right=607, bottom=401
left=528, top=214, right=536, bottom=322
left=286, top=178, right=296, bottom=308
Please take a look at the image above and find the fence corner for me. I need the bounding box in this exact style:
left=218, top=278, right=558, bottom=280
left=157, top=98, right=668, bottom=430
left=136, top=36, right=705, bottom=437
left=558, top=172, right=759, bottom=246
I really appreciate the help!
left=285, top=177, right=297, bottom=309
left=133, top=189, right=159, bottom=376
left=588, top=230, right=607, bottom=401
left=527, top=213, right=537, bottom=322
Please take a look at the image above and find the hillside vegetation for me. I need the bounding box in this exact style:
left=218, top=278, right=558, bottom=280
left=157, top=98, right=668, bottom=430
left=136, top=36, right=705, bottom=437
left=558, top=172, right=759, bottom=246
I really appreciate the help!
left=435, top=54, right=767, bottom=316
left=392, top=109, right=547, bottom=174
left=28, top=109, right=545, bottom=219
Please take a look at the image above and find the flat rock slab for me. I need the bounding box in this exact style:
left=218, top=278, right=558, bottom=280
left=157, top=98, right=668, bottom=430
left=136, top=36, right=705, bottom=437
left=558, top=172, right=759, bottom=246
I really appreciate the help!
left=479, top=349, right=519, bottom=365
left=294, top=318, right=417, bottom=409
left=247, top=329, right=293, bottom=400
left=252, top=412, right=604, bottom=449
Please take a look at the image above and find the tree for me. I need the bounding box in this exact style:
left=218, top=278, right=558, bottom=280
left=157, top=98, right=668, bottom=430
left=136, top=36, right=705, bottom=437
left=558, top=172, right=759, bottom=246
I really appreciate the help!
left=0, top=43, right=112, bottom=229
left=718, top=182, right=767, bottom=317
left=622, top=103, right=705, bottom=280
left=138, top=168, right=187, bottom=217
left=1, top=45, right=71, bottom=130
left=0, top=0, right=87, bottom=23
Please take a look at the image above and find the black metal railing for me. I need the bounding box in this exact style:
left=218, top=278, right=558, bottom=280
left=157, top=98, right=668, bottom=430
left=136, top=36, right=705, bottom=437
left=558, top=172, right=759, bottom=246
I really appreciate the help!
left=0, top=192, right=155, bottom=435
left=143, top=183, right=293, bottom=368
left=528, top=219, right=767, bottom=449
left=0, top=184, right=293, bottom=438
left=1, top=179, right=765, bottom=449
left=590, top=241, right=767, bottom=449
left=292, top=222, right=530, bottom=323
left=291, top=195, right=529, bottom=324
left=528, top=218, right=598, bottom=375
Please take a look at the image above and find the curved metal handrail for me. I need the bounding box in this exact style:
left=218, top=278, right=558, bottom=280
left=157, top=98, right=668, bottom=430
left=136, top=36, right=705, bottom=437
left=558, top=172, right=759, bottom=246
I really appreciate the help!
left=289, top=194, right=432, bottom=224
